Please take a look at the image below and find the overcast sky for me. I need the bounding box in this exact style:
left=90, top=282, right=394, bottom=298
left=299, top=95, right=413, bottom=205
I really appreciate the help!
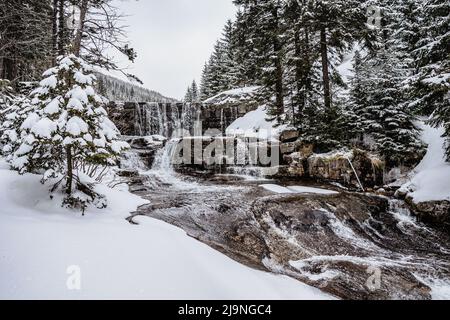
left=114, top=0, right=237, bottom=100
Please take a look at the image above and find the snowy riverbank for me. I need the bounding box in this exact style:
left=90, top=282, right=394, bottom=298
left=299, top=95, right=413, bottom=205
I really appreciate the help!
left=0, top=158, right=331, bottom=300
left=399, top=122, right=450, bottom=203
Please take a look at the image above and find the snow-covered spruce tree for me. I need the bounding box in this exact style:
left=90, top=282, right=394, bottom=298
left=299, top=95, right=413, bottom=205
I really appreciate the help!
left=0, top=95, right=34, bottom=158
left=410, top=0, right=449, bottom=116
left=342, top=50, right=371, bottom=144
left=410, top=0, right=449, bottom=159
left=353, top=47, right=424, bottom=165
left=10, top=54, right=129, bottom=212
left=234, top=0, right=287, bottom=119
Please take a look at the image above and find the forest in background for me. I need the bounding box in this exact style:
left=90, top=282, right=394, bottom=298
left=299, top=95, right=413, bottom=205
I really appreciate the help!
left=191, top=0, right=449, bottom=166
left=0, top=0, right=168, bottom=102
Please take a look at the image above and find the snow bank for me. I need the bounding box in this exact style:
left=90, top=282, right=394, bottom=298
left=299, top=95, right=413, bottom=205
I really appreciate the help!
left=261, top=184, right=338, bottom=195
left=0, top=163, right=331, bottom=300
left=226, top=106, right=289, bottom=140
left=400, top=122, right=450, bottom=203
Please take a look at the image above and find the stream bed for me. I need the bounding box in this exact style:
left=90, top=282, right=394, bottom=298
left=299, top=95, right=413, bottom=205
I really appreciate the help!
left=124, top=143, right=450, bottom=300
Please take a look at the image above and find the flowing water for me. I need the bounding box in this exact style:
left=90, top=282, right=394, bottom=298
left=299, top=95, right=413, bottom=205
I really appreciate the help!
left=132, top=103, right=194, bottom=137
left=125, top=141, right=450, bottom=300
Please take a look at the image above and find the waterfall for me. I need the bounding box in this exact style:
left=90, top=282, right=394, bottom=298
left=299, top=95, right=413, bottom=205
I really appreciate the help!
left=120, top=150, right=148, bottom=171
left=133, top=103, right=192, bottom=138
left=152, top=139, right=180, bottom=173
left=388, top=199, right=429, bottom=233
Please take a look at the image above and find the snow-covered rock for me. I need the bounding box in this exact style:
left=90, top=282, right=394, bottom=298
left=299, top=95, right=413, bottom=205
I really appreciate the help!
left=226, top=105, right=290, bottom=140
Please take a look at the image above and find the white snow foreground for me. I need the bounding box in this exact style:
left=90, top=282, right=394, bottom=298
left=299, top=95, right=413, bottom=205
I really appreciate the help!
left=399, top=122, right=450, bottom=203
left=0, top=160, right=332, bottom=300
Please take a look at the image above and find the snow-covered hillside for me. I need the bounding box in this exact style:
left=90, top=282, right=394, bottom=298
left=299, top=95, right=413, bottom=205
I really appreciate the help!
left=96, top=72, right=177, bottom=103
left=0, top=159, right=332, bottom=300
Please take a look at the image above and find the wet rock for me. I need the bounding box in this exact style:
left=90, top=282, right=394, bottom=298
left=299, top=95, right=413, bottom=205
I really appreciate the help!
left=117, top=169, right=139, bottom=177
left=247, top=193, right=440, bottom=300
left=406, top=197, right=450, bottom=228
left=132, top=174, right=449, bottom=300
left=280, top=142, right=298, bottom=154
left=121, top=135, right=166, bottom=169
left=307, top=149, right=384, bottom=188
left=279, top=130, right=299, bottom=143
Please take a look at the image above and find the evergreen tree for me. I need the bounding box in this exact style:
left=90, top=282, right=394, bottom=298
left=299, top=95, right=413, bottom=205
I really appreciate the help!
left=304, top=0, right=373, bottom=112
left=8, top=55, right=129, bottom=212
left=343, top=50, right=371, bottom=143
left=190, top=80, right=199, bottom=103
left=231, top=9, right=261, bottom=87
left=233, top=0, right=286, bottom=119
left=184, top=85, right=193, bottom=103
left=410, top=0, right=449, bottom=116
left=200, top=63, right=212, bottom=101
left=410, top=0, right=450, bottom=159
left=349, top=47, right=424, bottom=165
left=184, top=80, right=199, bottom=103
left=0, top=0, right=53, bottom=83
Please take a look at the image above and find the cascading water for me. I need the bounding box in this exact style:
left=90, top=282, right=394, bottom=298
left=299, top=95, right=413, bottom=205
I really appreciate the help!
left=152, top=139, right=180, bottom=174
left=133, top=103, right=189, bottom=137
left=120, top=150, right=148, bottom=171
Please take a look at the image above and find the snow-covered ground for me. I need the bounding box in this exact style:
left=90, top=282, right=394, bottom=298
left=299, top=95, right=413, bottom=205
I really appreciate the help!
left=226, top=106, right=289, bottom=140
left=400, top=122, right=450, bottom=203
left=0, top=158, right=332, bottom=300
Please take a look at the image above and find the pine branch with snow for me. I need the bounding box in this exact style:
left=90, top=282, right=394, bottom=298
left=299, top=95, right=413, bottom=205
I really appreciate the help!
left=5, top=55, right=129, bottom=213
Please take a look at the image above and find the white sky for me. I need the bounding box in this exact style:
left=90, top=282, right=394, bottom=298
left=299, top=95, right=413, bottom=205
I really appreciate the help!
left=114, top=0, right=237, bottom=100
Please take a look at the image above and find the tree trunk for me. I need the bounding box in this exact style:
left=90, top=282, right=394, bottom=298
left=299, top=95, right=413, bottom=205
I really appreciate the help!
left=66, top=146, right=73, bottom=196
left=58, top=0, right=65, bottom=56
left=320, top=26, right=331, bottom=110
left=272, top=8, right=284, bottom=117
left=52, top=0, right=58, bottom=63
left=73, top=0, right=89, bottom=57
left=3, top=57, right=16, bottom=82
